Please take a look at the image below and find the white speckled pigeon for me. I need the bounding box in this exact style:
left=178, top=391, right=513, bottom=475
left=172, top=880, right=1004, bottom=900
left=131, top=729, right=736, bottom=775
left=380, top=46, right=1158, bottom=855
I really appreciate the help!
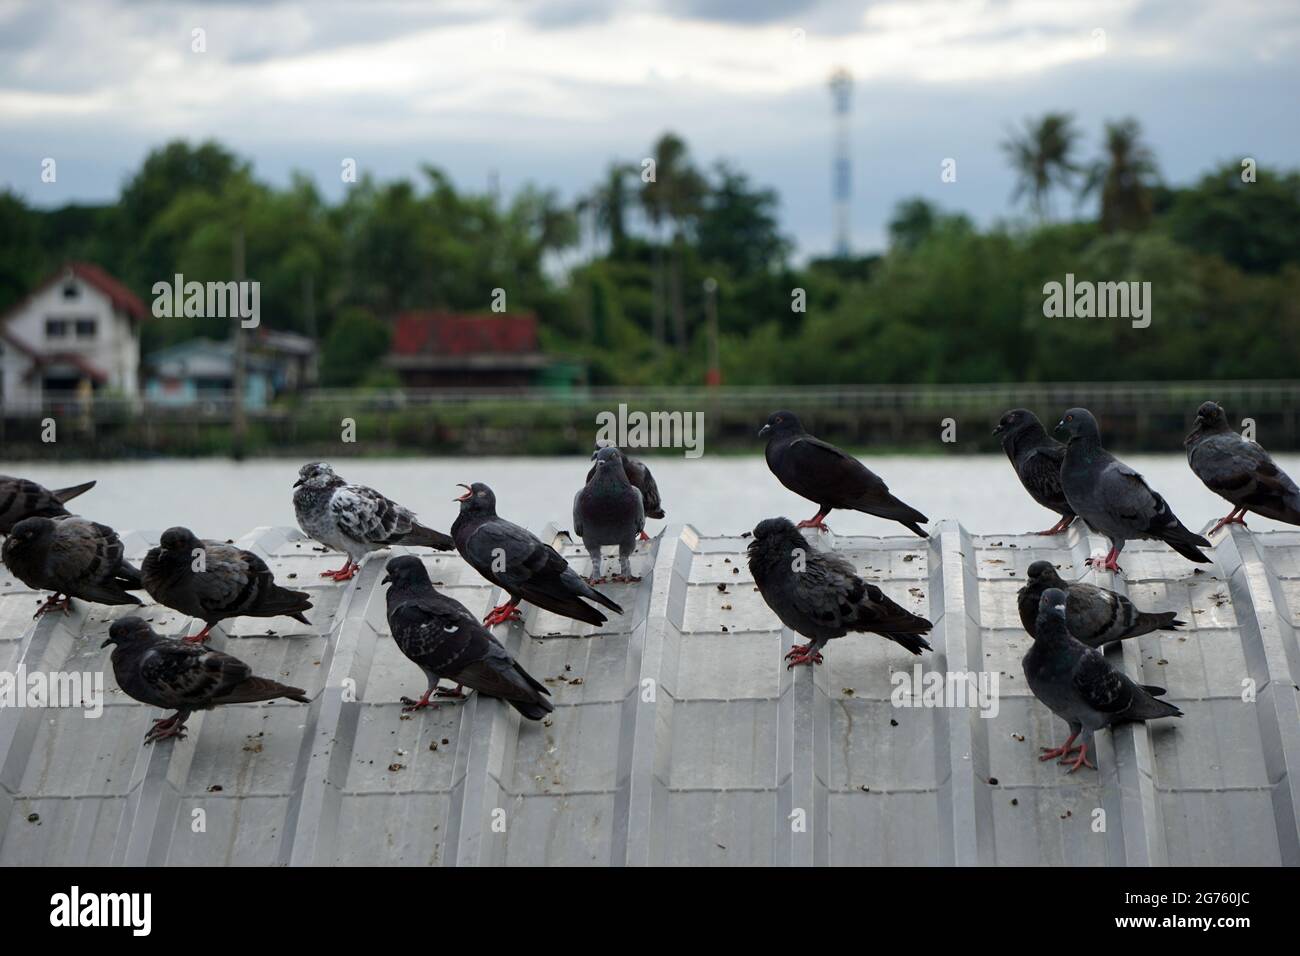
left=589, top=443, right=663, bottom=539
left=1017, top=560, right=1184, bottom=646
left=1, top=515, right=142, bottom=617
left=1023, top=587, right=1181, bottom=772
left=747, top=516, right=932, bottom=667
left=1186, top=400, right=1300, bottom=535
left=382, top=556, right=553, bottom=719
left=103, top=617, right=309, bottom=743
left=451, top=482, right=622, bottom=628
left=293, top=461, right=454, bottom=581
left=760, top=410, right=928, bottom=536
left=574, top=446, right=645, bottom=583
left=142, top=526, right=313, bottom=644
left=1057, top=407, right=1211, bottom=572
left=0, top=475, right=95, bottom=534
left=993, top=409, right=1075, bottom=534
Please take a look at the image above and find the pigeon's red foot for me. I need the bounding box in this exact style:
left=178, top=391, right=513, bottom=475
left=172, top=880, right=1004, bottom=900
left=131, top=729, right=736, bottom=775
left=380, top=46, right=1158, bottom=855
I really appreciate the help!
left=1036, top=516, right=1074, bottom=535
left=435, top=684, right=466, bottom=700
left=33, top=594, right=71, bottom=619
left=587, top=576, right=607, bottom=586
left=320, top=560, right=358, bottom=582
left=785, top=643, right=825, bottom=668
left=1062, top=744, right=1095, bottom=773
left=483, top=602, right=522, bottom=628
left=638, top=531, right=651, bottom=542
left=1039, top=738, right=1082, bottom=761
left=611, top=574, right=643, bottom=584
left=1085, top=550, right=1123, bottom=574
left=1208, top=508, right=1248, bottom=536
left=400, top=692, right=438, bottom=712
left=144, top=714, right=188, bottom=744
left=796, top=517, right=832, bottom=533
left=182, top=624, right=214, bottom=644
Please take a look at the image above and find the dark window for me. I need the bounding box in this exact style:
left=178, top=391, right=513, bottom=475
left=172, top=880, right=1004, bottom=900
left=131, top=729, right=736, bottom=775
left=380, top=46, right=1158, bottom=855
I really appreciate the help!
left=74, top=319, right=96, bottom=339
left=62, top=281, right=78, bottom=299
left=46, top=319, right=68, bottom=338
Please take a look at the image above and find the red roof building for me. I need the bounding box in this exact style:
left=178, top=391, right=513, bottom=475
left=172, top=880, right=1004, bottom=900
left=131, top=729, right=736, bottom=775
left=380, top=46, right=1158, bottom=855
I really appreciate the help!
left=387, top=311, right=580, bottom=389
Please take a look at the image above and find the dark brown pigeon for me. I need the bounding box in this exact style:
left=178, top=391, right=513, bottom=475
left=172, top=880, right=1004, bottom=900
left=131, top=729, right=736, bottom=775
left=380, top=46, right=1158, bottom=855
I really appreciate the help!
left=382, top=555, right=553, bottom=719
left=1058, top=408, right=1211, bottom=572
left=142, top=526, right=313, bottom=644
left=1017, top=560, right=1184, bottom=646
left=102, top=617, right=309, bottom=743
left=760, top=411, right=928, bottom=536
left=747, top=516, right=932, bottom=667
left=574, top=446, right=645, bottom=583
left=993, top=409, right=1075, bottom=534
left=1186, top=401, right=1300, bottom=535
left=2, top=515, right=142, bottom=617
left=1023, top=588, right=1181, bottom=773
left=451, top=482, right=622, bottom=628
left=589, top=444, right=664, bottom=538
left=0, top=475, right=96, bottom=534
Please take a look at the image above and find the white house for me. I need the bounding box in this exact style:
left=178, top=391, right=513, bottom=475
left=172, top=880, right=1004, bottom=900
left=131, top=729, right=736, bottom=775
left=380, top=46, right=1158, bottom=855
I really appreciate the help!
left=0, top=262, right=145, bottom=408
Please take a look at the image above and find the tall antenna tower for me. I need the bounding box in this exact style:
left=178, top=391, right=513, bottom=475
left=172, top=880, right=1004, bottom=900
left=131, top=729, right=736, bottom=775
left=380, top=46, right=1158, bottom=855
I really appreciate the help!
left=829, top=68, right=853, bottom=257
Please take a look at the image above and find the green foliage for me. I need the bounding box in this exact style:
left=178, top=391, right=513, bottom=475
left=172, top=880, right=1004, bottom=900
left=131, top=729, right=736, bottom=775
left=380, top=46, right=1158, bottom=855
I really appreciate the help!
left=320, top=308, right=391, bottom=387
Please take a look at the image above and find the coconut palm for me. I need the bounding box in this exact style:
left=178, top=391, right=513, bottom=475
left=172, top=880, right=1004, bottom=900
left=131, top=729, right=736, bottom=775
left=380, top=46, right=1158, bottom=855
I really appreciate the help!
left=1002, top=112, right=1081, bottom=222
left=640, top=133, right=707, bottom=350
left=1081, top=118, right=1160, bottom=233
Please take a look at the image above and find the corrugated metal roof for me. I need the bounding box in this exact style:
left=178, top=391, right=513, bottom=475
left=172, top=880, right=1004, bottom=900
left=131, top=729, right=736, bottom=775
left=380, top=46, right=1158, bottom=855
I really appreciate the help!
left=1, top=521, right=1297, bottom=866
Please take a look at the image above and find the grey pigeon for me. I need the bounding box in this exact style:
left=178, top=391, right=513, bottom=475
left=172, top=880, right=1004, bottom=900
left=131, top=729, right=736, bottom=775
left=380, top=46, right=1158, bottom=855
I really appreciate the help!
left=1, top=515, right=142, bottom=617
left=382, top=555, right=553, bottom=719
left=1057, top=408, right=1211, bottom=572
left=1022, top=587, right=1182, bottom=772
left=451, top=482, right=622, bottom=628
left=142, top=526, right=313, bottom=644
left=102, top=617, right=309, bottom=743
left=760, top=411, right=928, bottom=536
left=0, top=475, right=96, bottom=534
left=293, top=461, right=454, bottom=581
left=993, top=409, right=1075, bottom=534
left=574, top=446, right=645, bottom=583
left=1186, top=400, right=1300, bottom=535
left=1017, top=560, right=1184, bottom=647
left=747, top=516, right=932, bottom=667
left=589, top=444, right=664, bottom=535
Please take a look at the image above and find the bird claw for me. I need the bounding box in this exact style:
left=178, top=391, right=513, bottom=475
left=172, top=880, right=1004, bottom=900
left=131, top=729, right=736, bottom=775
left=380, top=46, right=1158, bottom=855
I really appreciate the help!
left=400, top=695, right=438, bottom=712
left=1063, top=749, right=1095, bottom=773
left=638, top=531, right=651, bottom=542
left=784, top=643, right=824, bottom=668
left=1038, top=744, right=1082, bottom=761
left=144, top=718, right=188, bottom=744
left=320, top=563, right=358, bottom=582
left=434, top=686, right=467, bottom=699
left=1085, top=555, right=1123, bottom=574
left=587, top=576, right=607, bottom=586
left=33, top=595, right=71, bottom=619
left=611, top=574, right=642, bottom=584
left=483, top=603, right=522, bottom=627
left=795, top=518, right=831, bottom=533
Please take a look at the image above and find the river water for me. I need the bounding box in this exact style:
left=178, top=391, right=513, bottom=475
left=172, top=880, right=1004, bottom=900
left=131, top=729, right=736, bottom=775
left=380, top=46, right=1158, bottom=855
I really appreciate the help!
left=4, top=453, right=1297, bottom=540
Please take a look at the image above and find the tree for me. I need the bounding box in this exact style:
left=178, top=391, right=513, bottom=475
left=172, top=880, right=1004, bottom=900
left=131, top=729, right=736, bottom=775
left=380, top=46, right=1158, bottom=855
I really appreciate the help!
left=320, top=308, right=391, bottom=387
left=1081, top=118, right=1159, bottom=232
left=1002, top=113, right=1081, bottom=222
left=1165, top=164, right=1300, bottom=273
left=640, top=133, right=707, bottom=350
left=696, top=162, right=789, bottom=279
left=581, top=163, right=636, bottom=256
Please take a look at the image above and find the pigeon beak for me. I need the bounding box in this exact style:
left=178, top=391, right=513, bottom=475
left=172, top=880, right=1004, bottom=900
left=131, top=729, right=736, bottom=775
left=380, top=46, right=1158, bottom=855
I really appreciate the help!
left=293, top=478, right=304, bottom=487
left=454, top=483, right=473, bottom=502
left=100, top=637, right=112, bottom=649
left=381, top=572, right=392, bottom=585
left=1055, top=419, right=1066, bottom=433
left=991, top=424, right=1004, bottom=435
left=758, top=424, right=772, bottom=438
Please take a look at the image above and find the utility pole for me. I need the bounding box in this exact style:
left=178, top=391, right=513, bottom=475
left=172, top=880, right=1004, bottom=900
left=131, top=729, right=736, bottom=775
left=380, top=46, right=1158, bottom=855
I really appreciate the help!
left=231, top=225, right=248, bottom=460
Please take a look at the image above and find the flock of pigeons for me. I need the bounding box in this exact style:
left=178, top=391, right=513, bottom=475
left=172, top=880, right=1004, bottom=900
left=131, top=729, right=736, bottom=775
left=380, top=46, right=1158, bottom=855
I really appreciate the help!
left=0, top=400, right=1295, bottom=768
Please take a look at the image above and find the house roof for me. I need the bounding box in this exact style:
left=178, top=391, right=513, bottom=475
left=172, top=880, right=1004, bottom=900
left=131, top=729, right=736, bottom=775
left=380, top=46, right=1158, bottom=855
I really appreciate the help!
left=1, top=520, right=1295, bottom=865
left=392, top=311, right=539, bottom=358
left=0, top=261, right=148, bottom=327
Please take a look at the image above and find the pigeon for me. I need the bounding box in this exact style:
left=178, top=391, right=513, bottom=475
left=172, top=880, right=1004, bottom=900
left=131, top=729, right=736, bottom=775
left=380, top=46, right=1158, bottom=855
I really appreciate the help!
left=293, top=461, right=454, bottom=581
left=1, top=515, right=142, bottom=617
left=0, top=476, right=96, bottom=534
left=589, top=443, right=664, bottom=539
left=760, top=410, right=928, bottom=537
left=451, top=482, right=622, bottom=628
left=1057, top=408, right=1211, bottom=572
left=382, top=555, right=553, bottom=719
left=574, top=446, right=645, bottom=583
left=142, top=526, right=313, bottom=644
left=1186, top=400, right=1300, bottom=535
left=747, top=516, right=932, bottom=667
left=102, top=617, right=309, bottom=743
left=993, top=409, right=1075, bottom=534
left=1022, top=587, right=1182, bottom=772
left=1017, top=560, right=1184, bottom=647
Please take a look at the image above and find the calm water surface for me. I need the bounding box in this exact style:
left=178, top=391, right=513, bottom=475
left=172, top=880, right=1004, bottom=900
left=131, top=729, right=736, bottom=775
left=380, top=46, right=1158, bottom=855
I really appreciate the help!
left=4, top=453, right=1297, bottom=541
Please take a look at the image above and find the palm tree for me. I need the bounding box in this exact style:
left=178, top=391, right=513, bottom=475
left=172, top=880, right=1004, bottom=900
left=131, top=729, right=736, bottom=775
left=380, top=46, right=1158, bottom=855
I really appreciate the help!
left=1002, top=112, right=1081, bottom=222
left=640, top=133, right=707, bottom=350
left=582, top=163, right=634, bottom=255
left=1080, top=118, right=1159, bottom=233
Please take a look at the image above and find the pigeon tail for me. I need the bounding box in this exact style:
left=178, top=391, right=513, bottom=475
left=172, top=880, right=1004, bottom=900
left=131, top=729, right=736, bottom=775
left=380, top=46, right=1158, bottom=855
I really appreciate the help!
left=1147, top=611, right=1185, bottom=632
left=1131, top=688, right=1183, bottom=720
left=216, top=676, right=310, bottom=705
left=1160, top=533, right=1213, bottom=564
left=53, top=480, right=96, bottom=503
left=253, top=586, right=314, bottom=621
left=887, top=631, right=933, bottom=655
left=853, top=494, right=929, bottom=538
left=403, top=523, right=456, bottom=551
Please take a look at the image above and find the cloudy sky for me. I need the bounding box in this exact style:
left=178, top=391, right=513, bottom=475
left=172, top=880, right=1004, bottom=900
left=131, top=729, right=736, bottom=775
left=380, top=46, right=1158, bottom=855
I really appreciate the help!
left=2, top=0, right=1297, bottom=255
